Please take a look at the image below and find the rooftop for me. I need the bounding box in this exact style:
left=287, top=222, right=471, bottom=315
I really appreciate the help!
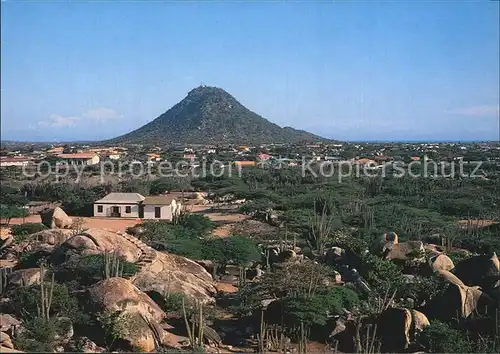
left=58, top=153, right=98, bottom=159
left=142, top=195, right=177, bottom=205
left=95, top=192, right=145, bottom=204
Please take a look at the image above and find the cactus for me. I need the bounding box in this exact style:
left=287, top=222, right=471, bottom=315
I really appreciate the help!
left=0, top=267, right=12, bottom=295
left=103, top=251, right=123, bottom=279
left=265, top=249, right=271, bottom=272
left=182, top=298, right=205, bottom=349
left=38, top=264, right=55, bottom=322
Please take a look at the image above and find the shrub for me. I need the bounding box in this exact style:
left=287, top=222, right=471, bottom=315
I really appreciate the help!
left=13, top=317, right=61, bottom=352
left=163, top=293, right=186, bottom=313
left=418, top=321, right=474, bottom=353
left=11, top=223, right=48, bottom=241
left=58, top=254, right=139, bottom=285
left=11, top=282, right=80, bottom=320
left=177, top=213, right=215, bottom=234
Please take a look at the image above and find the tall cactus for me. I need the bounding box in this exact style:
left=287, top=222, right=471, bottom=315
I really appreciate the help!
left=103, top=251, right=123, bottom=279
left=182, top=298, right=205, bottom=349
left=0, top=267, right=12, bottom=295
left=38, top=264, right=55, bottom=323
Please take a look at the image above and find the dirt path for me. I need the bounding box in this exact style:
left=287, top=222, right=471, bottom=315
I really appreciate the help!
left=4, top=203, right=250, bottom=236
left=5, top=215, right=139, bottom=232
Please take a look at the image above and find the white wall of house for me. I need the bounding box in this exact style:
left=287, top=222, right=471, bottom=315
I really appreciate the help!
left=143, top=204, right=173, bottom=220
left=142, top=200, right=182, bottom=221
left=0, top=161, right=30, bottom=167
left=93, top=203, right=140, bottom=218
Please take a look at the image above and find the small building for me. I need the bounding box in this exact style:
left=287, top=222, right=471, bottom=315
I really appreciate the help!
left=257, top=153, right=272, bottom=161
left=146, top=153, right=161, bottom=162
left=46, top=147, right=64, bottom=155
left=234, top=161, right=256, bottom=167
left=355, top=158, right=377, bottom=166
left=94, top=193, right=145, bottom=218
left=57, top=153, right=100, bottom=165
left=183, top=153, right=196, bottom=160
left=0, top=156, right=33, bottom=168
left=142, top=195, right=182, bottom=221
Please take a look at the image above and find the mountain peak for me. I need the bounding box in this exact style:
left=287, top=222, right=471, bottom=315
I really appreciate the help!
left=187, top=85, right=222, bottom=95
left=108, top=87, right=330, bottom=145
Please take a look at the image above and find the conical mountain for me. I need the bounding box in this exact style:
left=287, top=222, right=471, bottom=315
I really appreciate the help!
left=109, top=86, right=329, bottom=145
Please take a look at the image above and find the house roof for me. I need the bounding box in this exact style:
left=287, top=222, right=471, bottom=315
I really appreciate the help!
left=0, top=156, right=32, bottom=163
left=142, top=195, right=177, bottom=205
left=95, top=193, right=145, bottom=204
left=58, top=153, right=98, bottom=159
left=357, top=158, right=376, bottom=164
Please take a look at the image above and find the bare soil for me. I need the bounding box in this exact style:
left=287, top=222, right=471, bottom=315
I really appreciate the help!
left=5, top=215, right=139, bottom=232
left=457, top=219, right=499, bottom=229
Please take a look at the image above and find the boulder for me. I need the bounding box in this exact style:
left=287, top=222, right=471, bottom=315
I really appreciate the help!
left=0, top=235, right=13, bottom=251
left=372, top=231, right=398, bottom=254
left=88, top=278, right=171, bottom=352
left=0, top=314, right=21, bottom=333
left=0, top=346, right=23, bottom=353
left=60, top=228, right=142, bottom=262
left=428, top=254, right=455, bottom=272
left=132, top=252, right=216, bottom=304
left=11, top=229, right=74, bottom=255
left=453, top=252, right=500, bottom=289
left=435, top=269, right=465, bottom=286
left=88, top=277, right=165, bottom=322
left=1, top=332, right=14, bottom=349
left=425, top=274, right=495, bottom=320
left=7, top=268, right=45, bottom=287
left=39, top=207, right=73, bottom=229
left=378, top=308, right=429, bottom=352
left=383, top=241, right=425, bottom=262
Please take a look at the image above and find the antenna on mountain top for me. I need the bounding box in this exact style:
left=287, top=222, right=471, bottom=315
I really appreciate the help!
left=200, top=82, right=205, bottom=87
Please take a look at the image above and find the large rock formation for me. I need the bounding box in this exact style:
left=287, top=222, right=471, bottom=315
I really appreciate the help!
left=371, top=231, right=398, bottom=255
left=60, top=228, right=142, bottom=263
left=428, top=253, right=455, bottom=272
left=59, top=228, right=216, bottom=303
left=39, top=207, right=73, bottom=229
left=88, top=278, right=167, bottom=352
left=383, top=241, right=425, bottom=262
left=378, top=308, right=429, bottom=352
left=453, top=252, right=500, bottom=289
left=7, top=268, right=45, bottom=287
left=132, top=251, right=216, bottom=304
left=425, top=269, right=496, bottom=320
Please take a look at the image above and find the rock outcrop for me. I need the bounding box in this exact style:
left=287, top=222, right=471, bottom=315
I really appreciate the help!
left=426, top=269, right=496, bottom=320
left=372, top=231, right=398, bottom=255
left=453, top=252, right=500, bottom=289
left=39, top=207, right=73, bottom=229
left=7, top=268, right=45, bottom=287
left=88, top=277, right=166, bottom=352
left=383, top=241, right=425, bottom=262
left=378, top=308, right=430, bottom=352
left=428, top=253, right=455, bottom=272
left=61, top=228, right=142, bottom=263
left=132, top=251, right=216, bottom=304
left=59, top=228, right=215, bottom=302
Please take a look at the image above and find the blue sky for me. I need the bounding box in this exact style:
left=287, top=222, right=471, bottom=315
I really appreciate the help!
left=1, top=0, right=499, bottom=142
